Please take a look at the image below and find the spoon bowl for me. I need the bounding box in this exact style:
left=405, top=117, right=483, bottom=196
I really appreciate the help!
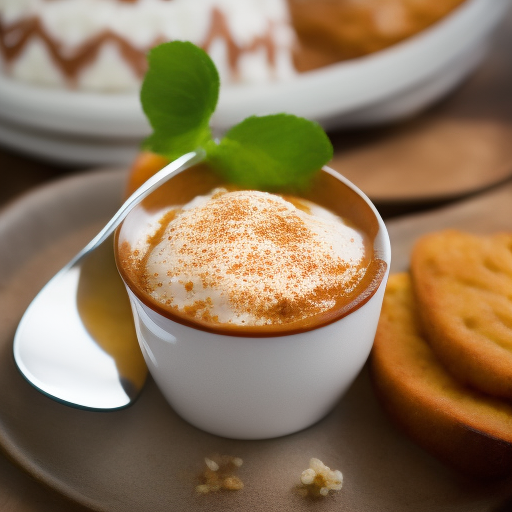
left=13, top=150, right=204, bottom=410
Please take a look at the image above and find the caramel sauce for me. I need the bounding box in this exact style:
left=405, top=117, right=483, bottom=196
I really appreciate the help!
left=203, top=8, right=277, bottom=80
left=0, top=16, right=150, bottom=83
left=116, top=165, right=387, bottom=337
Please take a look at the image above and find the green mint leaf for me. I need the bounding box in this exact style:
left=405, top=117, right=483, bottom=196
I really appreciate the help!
left=205, top=114, right=333, bottom=191
left=140, top=42, right=333, bottom=190
left=141, top=41, right=219, bottom=161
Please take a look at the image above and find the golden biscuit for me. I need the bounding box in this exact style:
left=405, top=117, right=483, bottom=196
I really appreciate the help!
left=371, top=273, right=512, bottom=479
left=411, top=230, right=512, bottom=400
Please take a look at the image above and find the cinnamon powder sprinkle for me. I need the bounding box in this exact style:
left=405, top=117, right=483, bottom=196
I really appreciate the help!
left=139, top=189, right=367, bottom=326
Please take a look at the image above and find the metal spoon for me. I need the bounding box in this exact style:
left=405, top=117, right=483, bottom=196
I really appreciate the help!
left=13, top=150, right=204, bottom=410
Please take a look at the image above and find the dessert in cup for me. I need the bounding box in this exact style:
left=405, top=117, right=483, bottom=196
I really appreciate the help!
left=114, top=41, right=390, bottom=439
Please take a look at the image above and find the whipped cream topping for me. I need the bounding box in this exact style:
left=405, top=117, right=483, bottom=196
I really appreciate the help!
left=141, top=188, right=367, bottom=326
left=0, top=0, right=296, bottom=90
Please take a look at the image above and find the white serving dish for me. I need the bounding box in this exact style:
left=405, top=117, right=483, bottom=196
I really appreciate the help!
left=0, top=0, right=509, bottom=166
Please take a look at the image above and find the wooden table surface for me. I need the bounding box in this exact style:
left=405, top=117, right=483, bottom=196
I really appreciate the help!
left=1, top=7, right=512, bottom=512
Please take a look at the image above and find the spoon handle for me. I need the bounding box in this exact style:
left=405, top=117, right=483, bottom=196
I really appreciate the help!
left=74, top=150, right=205, bottom=265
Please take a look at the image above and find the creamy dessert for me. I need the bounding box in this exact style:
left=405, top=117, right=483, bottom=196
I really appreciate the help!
left=0, top=0, right=466, bottom=91
left=116, top=149, right=389, bottom=336
left=0, top=0, right=296, bottom=90
left=121, top=186, right=369, bottom=327
left=114, top=152, right=390, bottom=437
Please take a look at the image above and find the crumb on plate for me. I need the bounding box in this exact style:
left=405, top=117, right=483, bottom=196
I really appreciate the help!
left=299, top=458, right=343, bottom=497
left=196, top=455, right=244, bottom=493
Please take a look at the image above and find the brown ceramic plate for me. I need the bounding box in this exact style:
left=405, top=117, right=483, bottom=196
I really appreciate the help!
left=0, top=169, right=511, bottom=512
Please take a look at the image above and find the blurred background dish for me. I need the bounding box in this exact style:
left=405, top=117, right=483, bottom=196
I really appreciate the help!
left=329, top=12, right=512, bottom=214
left=0, top=0, right=509, bottom=166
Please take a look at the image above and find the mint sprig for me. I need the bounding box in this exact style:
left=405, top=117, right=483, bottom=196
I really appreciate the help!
left=141, top=41, right=333, bottom=190
left=141, top=42, right=219, bottom=161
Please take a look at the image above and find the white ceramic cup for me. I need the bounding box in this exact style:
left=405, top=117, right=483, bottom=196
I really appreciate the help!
left=116, top=166, right=391, bottom=440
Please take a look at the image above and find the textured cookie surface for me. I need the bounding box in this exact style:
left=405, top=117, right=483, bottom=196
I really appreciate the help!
left=410, top=230, right=512, bottom=399
left=371, top=273, right=512, bottom=479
